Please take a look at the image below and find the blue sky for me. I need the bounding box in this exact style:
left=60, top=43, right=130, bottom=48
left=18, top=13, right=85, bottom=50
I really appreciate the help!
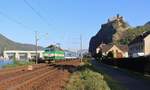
left=0, top=0, right=150, bottom=50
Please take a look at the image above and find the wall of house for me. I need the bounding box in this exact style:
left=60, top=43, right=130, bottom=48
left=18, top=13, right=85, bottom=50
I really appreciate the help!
left=144, top=35, right=150, bottom=55
left=106, top=45, right=126, bottom=58
left=124, top=52, right=128, bottom=58
left=128, top=42, right=144, bottom=57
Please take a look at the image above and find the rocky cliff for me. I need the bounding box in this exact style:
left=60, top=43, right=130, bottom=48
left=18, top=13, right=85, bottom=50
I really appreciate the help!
left=89, top=15, right=129, bottom=55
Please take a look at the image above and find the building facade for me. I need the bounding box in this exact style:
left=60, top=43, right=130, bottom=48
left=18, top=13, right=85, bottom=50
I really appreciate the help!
left=3, top=50, right=44, bottom=60
left=128, top=31, right=150, bottom=57
left=96, top=44, right=128, bottom=58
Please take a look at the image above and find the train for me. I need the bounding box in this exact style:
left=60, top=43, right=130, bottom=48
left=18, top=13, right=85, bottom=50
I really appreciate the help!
left=42, top=45, right=78, bottom=62
left=43, top=45, right=65, bottom=62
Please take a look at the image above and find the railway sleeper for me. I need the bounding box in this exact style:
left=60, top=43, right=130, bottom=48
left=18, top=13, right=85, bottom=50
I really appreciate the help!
left=0, top=67, right=52, bottom=89
left=9, top=68, right=58, bottom=90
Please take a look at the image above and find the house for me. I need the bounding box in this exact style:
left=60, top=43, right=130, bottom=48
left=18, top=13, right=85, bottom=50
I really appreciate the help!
left=96, top=44, right=128, bottom=58
left=128, top=31, right=150, bottom=57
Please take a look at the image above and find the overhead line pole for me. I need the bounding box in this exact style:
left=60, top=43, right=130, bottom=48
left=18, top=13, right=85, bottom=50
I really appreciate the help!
left=35, top=31, right=38, bottom=64
left=80, top=34, right=83, bottom=63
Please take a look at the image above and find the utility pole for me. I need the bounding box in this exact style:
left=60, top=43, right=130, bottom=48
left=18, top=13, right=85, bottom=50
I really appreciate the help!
left=35, top=31, right=38, bottom=64
left=80, top=34, right=83, bottom=63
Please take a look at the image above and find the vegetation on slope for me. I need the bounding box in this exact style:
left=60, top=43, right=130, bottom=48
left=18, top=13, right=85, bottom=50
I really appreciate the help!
left=117, top=24, right=150, bottom=45
left=65, top=68, right=110, bottom=90
left=0, top=33, right=43, bottom=54
left=65, top=59, right=110, bottom=90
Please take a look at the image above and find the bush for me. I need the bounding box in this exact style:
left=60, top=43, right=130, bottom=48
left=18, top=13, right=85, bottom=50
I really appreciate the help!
left=65, top=68, right=110, bottom=90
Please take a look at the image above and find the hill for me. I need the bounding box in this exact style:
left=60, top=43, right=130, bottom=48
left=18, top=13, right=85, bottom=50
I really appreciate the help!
left=0, top=33, right=43, bottom=54
left=89, top=14, right=129, bottom=55
left=119, top=22, right=150, bottom=45
left=89, top=14, right=150, bottom=56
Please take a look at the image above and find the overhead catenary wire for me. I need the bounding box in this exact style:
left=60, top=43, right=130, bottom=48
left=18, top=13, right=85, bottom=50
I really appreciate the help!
left=23, top=0, right=51, bottom=26
left=0, top=10, right=40, bottom=56
left=0, top=10, right=36, bottom=31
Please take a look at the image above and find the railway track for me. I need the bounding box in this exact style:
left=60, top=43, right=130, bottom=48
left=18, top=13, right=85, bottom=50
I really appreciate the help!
left=0, top=65, right=54, bottom=90
left=0, top=64, right=48, bottom=81
left=0, top=64, right=46, bottom=75
left=9, top=68, right=58, bottom=90
left=0, top=60, right=81, bottom=90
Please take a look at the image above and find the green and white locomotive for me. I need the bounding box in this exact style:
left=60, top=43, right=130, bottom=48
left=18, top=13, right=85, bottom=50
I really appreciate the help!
left=43, top=45, right=65, bottom=62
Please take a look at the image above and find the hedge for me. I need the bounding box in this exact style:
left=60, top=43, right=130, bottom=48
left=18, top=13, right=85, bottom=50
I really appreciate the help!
left=101, top=56, right=150, bottom=74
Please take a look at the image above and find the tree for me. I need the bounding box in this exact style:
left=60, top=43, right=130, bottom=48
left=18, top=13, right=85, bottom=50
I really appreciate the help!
left=94, top=50, right=103, bottom=61
left=107, top=51, right=114, bottom=58
left=97, top=51, right=103, bottom=60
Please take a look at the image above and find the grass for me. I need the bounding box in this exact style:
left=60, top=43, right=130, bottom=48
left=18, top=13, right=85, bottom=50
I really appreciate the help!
left=65, top=59, right=110, bottom=90
left=91, top=65, right=126, bottom=90
left=65, top=68, right=110, bottom=90
left=89, top=60, right=128, bottom=90
left=3, top=60, right=34, bottom=68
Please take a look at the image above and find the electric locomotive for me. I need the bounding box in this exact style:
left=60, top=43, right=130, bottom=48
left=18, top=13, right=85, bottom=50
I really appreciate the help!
left=43, top=45, right=65, bottom=62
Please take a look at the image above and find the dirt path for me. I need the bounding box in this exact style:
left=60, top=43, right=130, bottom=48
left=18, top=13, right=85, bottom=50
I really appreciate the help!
left=92, top=60, right=150, bottom=90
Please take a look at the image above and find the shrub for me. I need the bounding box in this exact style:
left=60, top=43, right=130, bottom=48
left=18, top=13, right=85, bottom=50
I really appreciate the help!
left=65, top=68, right=110, bottom=90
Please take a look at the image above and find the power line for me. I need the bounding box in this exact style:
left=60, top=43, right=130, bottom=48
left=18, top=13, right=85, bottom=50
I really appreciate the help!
left=23, top=0, right=51, bottom=26
left=0, top=10, right=35, bottom=30
left=0, top=10, right=40, bottom=54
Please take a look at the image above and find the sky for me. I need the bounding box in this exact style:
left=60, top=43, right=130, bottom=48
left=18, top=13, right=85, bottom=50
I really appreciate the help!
left=0, top=0, right=150, bottom=51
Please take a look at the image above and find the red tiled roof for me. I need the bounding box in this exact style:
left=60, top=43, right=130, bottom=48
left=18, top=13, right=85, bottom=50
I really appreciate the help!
left=101, top=44, right=113, bottom=52
left=98, top=44, right=128, bottom=53
left=117, top=45, right=128, bottom=52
